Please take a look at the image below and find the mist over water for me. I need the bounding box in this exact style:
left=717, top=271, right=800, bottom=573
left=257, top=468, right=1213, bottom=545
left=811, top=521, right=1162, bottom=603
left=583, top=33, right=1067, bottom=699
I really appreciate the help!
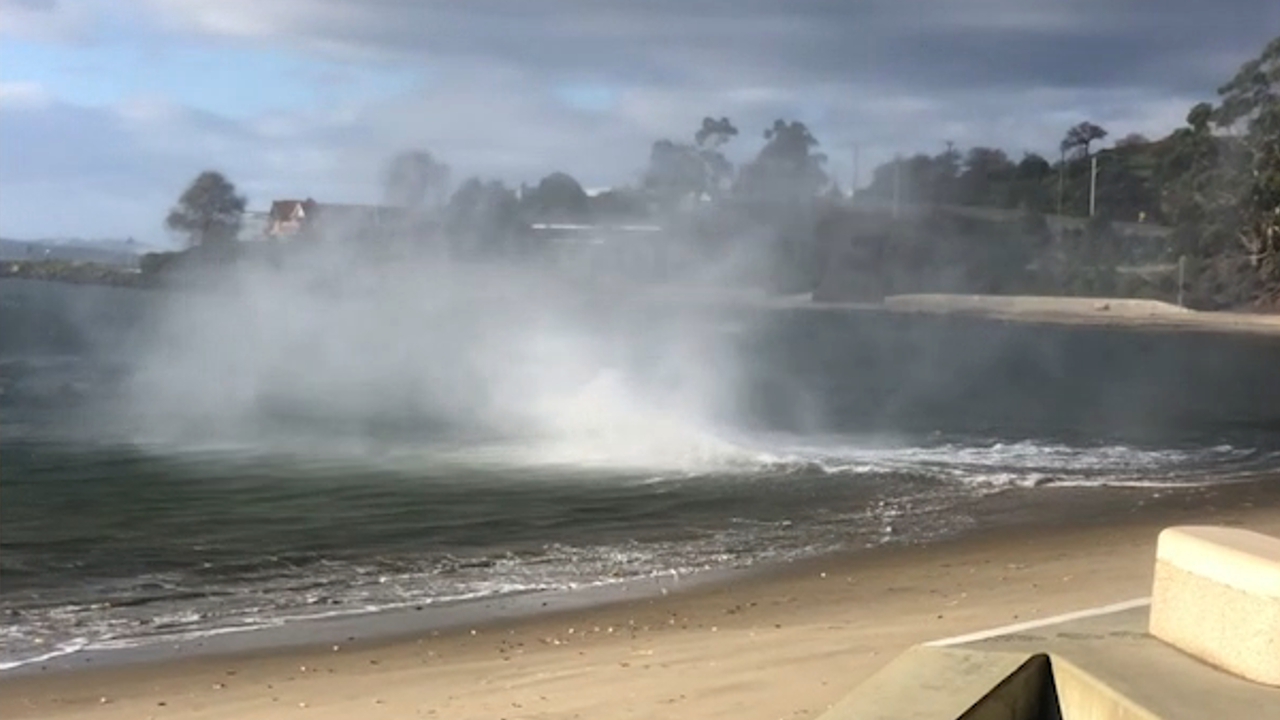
left=5, top=243, right=1280, bottom=670
left=114, top=245, right=760, bottom=470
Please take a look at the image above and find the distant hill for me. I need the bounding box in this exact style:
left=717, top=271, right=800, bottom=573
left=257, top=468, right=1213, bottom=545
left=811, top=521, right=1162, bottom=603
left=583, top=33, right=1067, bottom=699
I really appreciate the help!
left=0, top=238, right=162, bottom=267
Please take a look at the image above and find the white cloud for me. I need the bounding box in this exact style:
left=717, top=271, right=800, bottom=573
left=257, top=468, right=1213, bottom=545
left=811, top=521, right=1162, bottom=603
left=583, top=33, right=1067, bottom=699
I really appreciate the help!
left=0, top=81, right=53, bottom=109
left=0, top=0, right=98, bottom=42
left=0, top=63, right=1220, bottom=243
left=0, top=95, right=355, bottom=242
left=2, top=0, right=1275, bottom=240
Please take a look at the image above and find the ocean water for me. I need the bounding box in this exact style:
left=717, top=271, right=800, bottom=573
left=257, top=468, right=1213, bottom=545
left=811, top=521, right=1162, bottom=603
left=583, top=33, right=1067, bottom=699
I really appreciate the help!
left=4, top=274, right=1280, bottom=671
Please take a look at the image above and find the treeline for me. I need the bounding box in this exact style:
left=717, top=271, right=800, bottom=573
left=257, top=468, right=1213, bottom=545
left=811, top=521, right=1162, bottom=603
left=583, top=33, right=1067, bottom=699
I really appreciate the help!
left=151, top=115, right=839, bottom=290
left=853, top=35, right=1280, bottom=309
left=339, top=116, right=835, bottom=234
left=153, top=34, right=1280, bottom=309
left=859, top=127, right=1161, bottom=223
left=0, top=259, right=148, bottom=288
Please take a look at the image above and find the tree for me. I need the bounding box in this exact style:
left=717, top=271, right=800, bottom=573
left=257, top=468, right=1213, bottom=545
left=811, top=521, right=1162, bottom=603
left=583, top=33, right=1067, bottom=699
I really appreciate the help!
left=644, top=116, right=740, bottom=205
left=523, top=172, right=590, bottom=221
left=694, top=116, right=739, bottom=198
left=860, top=149, right=962, bottom=206
left=695, top=116, right=738, bottom=148
left=1213, top=35, right=1280, bottom=287
left=1152, top=36, right=1280, bottom=305
left=734, top=119, right=829, bottom=203
left=958, top=147, right=1016, bottom=207
left=1061, top=121, right=1109, bottom=158
left=165, top=171, right=246, bottom=247
left=931, top=143, right=963, bottom=202
left=1158, top=103, right=1241, bottom=257
left=1114, top=133, right=1150, bottom=149
left=1213, top=36, right=1280, bottom=130
left=383, top=150, right=451, bottom=209
left=1187, top=101, right=1214, bottom=132
left=644, top=139, right=706, bottom=203
left=1094, top=151, right=1160, bottom=223
left=445, top=177, right=522, bottom=256
left=1015, top=153, right=1053, bottom=211
left=902, top=153, right=944, bottom=204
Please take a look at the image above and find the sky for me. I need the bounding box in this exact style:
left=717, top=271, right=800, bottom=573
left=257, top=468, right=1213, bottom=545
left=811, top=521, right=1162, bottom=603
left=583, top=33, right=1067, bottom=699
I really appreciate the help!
left=1, top=1, right=1278, bottom=246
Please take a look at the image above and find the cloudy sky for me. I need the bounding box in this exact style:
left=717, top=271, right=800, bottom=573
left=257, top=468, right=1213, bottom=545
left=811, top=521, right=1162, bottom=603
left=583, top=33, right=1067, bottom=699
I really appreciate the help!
left=2, top=1, right=1277, bottom=245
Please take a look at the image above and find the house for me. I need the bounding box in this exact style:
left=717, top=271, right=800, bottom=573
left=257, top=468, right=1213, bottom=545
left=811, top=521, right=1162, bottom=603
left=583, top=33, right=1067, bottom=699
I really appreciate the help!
left=266, top=199, right=411, bottom=240
left=267, top=199, right=311, bottom=238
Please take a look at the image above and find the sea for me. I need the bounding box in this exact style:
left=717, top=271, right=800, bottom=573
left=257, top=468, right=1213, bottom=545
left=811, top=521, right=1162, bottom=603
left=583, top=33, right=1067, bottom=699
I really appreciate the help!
left=5, top=269, right=1280, bottom=672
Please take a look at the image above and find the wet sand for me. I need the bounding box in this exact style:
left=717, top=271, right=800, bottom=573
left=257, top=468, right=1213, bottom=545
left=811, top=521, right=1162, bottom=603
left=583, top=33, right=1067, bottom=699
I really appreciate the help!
left=5, top=481, right=1280, bottom=720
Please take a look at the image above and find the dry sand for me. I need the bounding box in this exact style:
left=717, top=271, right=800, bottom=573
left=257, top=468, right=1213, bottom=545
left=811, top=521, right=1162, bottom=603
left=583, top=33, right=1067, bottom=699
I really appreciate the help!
left=873, top=293, right=1280, bottom=336
left=587, top=285, right=1280, bottom=337
left=5, top=483, right=1280, bottom=720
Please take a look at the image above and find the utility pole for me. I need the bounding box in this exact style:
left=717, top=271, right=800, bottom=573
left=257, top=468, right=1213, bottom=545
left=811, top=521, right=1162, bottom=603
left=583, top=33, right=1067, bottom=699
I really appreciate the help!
left=852, top=144, right=860, bottom=200
left=944, top=140, right=957, bottom=204
left=1057, top=146, right=1066, bottom=217
left=1177, top=255, right=1187, bottom=308
left=1088, top=154, right=1099, bottom=217
left=892, top=153, right=902, bottom=219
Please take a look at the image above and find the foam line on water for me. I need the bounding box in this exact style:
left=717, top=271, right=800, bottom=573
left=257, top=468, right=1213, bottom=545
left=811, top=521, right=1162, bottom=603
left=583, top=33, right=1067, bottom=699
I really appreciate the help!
left=140, top=434, right=1276, bottom=489
left=0, top=640, right=89, bottom=672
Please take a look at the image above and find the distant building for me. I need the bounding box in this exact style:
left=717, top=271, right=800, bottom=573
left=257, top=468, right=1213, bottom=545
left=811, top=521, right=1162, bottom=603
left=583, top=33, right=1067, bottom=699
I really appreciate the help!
left=265, top=199, right=411, bottom=240
left=267, top=199, right=311, bottom=238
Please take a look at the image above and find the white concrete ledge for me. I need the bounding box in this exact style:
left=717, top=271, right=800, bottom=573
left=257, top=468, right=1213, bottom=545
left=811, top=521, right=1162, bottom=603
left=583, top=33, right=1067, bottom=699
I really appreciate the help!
left=1154, top=525, right=1280, bottom=596
left=1149, top=525, right=1280, bottom=686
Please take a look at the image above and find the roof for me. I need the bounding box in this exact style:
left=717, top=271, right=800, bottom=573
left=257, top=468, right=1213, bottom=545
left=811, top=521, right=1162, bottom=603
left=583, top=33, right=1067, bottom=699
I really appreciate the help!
left=266, top=199, right=410, bottom=230
left=269, top=200, right=308, bottom=221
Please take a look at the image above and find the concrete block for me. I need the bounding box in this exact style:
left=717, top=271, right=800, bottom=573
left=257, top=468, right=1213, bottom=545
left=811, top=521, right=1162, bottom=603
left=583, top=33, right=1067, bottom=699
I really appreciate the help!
left=820, top=647, right=1157, bottom=720
left=822, top=602, right=1280, bottom=719
left=1050, top=656, right=1161, bottom=720
left=818, top=646, right=1047, bottom=719
left=1149, top=525, right=1280, bottom=685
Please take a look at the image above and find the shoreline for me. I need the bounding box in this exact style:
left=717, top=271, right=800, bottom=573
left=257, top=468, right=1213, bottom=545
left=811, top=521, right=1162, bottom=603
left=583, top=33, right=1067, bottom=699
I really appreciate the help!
left=10, top=273, right=1280, bottom=340
left=6, top=479, right=1280, bottom=719
left=0, top=564, right=749, bottom=679
left=3, top=476, right=1264, bottom=679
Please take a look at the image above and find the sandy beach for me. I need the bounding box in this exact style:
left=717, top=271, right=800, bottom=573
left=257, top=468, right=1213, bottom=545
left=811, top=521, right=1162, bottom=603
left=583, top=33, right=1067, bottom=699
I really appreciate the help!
left=5, top=481, right=1280, bottom=720
left=873, top=294, right=1280, bottom=337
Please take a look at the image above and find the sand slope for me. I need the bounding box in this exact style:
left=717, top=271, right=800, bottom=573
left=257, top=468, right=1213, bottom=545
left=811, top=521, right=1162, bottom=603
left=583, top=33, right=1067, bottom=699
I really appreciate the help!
left=869, top=293, right=1280, bottom=336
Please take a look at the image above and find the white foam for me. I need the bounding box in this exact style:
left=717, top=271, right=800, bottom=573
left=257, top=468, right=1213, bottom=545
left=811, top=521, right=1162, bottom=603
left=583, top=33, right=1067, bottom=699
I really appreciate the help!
left=0, top=639, right=89, bottom=672
left=7, top=428, right=1269, bottom=674
left=730, top=436, right=1269, bottom=490
left=0, top=566, right=718, bottom=673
